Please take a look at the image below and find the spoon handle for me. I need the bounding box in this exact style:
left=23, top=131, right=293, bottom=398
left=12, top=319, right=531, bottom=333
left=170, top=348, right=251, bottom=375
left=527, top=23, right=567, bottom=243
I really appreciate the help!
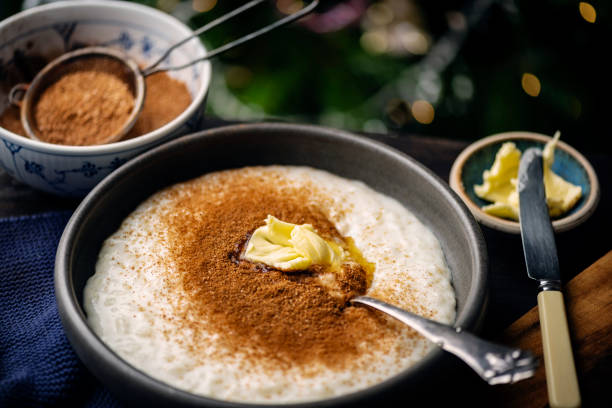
left=352, top=296, right=537, bottom=385
left=143, top=0, right=319, bottom=76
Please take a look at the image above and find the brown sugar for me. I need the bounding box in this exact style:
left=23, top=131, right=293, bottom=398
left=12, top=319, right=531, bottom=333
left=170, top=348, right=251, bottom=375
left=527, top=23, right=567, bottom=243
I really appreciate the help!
left=0, top=61, right=191, bottom=145
left=160, top=169, right=406, bottom=372
left=33, top=56, right=135, bottom=146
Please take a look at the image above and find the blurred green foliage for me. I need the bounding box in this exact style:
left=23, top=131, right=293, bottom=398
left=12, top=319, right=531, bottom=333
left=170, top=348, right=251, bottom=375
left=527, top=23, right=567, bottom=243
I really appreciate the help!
left=1, top=0, right=609, bottom=152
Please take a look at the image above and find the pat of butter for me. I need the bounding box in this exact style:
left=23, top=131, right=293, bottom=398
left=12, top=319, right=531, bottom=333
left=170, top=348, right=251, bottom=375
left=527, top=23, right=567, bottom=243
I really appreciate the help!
left=474, top=131, right=582, bottom=220
left=243, top=215, right=343, bottom=271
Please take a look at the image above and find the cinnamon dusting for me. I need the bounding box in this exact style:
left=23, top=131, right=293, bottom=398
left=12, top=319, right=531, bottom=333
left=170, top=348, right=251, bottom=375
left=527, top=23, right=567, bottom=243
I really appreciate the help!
left=33, top=56, right=135, bottom=145
left=160, top=169, right=405, bottom=371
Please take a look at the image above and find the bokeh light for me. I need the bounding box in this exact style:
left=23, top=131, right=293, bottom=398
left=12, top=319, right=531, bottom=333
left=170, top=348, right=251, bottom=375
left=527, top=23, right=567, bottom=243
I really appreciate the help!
left=452, top=75, right=474, bottom=100
left=398, top=23, right=428, bottom=55
left=192, top=0, right=217, bottom=13
left=156, top=0, right=180, bottom=13
left=521, top=73, right=541, bottom=97
left=366, top=3, right=394, bottom=26
left=361, top=0, right=429, bottom=57
left=579, top=2, right=596, bottom=23
left=416, top=70, right=441, bottom=104
left=363, top=119, right=388, bottom=134
left=276, top=0, right=304, bottom=15
left=411, top=100, right=434, bottom=124
left=361, top=30, right=389, bottom=54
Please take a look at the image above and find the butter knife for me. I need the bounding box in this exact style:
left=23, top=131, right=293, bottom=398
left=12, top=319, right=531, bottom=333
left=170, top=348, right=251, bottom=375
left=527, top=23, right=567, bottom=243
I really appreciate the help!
left=518, top=148, right=581, bottom=408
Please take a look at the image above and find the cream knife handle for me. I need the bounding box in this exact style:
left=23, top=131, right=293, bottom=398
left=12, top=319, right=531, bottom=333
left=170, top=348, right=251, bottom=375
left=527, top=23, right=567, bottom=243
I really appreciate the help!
left=537, top=290, right=581, bottom=408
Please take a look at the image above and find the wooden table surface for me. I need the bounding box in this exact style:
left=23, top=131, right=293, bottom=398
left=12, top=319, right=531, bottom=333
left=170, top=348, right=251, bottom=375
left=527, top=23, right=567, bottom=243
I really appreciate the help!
left=498, top=250, right=612, bottom=408
left=1, top=121, right=610, bottom=406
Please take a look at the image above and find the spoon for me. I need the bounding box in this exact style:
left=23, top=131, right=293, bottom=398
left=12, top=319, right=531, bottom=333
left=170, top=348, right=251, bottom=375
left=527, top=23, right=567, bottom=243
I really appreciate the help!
left=9, top=0, right=319, bottom=145
left=351, top=295, right=538, bottom=385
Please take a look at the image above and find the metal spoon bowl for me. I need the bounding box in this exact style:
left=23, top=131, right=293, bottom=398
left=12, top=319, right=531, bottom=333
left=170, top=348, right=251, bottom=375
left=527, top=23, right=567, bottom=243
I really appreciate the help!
left=351, top=295, right=538, bottom=385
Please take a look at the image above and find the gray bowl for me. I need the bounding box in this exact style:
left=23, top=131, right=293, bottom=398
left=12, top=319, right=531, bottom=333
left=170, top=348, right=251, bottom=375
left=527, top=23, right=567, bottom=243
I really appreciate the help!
left=55, top=123, right=487, bottom=407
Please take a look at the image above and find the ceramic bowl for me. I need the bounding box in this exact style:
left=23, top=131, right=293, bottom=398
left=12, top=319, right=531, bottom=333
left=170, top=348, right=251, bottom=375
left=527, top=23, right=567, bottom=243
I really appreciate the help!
left=449, top=131, right=600, bottom=234
left=0, top=0, right=211, bottom=196
left=56, top=123, right=488, bottom=407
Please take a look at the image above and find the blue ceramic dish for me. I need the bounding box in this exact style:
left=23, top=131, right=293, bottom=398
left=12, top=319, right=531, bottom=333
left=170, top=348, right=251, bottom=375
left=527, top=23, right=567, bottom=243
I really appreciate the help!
left=450, top=132, right=599, bottom=234
left=0, top=1, right=211, bottom=196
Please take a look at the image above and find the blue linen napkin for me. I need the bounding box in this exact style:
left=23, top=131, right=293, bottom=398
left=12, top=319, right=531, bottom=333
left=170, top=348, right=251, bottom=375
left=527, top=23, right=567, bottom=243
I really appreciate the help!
left=0, top=212, right=121, bottom=408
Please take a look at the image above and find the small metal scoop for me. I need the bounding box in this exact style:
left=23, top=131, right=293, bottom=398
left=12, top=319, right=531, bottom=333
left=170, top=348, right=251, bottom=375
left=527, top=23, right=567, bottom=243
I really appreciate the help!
left=9, top=0, right=319, bottom=145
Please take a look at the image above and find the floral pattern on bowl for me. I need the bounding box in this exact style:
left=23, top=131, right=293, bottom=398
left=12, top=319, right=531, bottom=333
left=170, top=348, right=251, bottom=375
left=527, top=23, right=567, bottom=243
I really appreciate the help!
left=0, top=1, right=211, bottom=196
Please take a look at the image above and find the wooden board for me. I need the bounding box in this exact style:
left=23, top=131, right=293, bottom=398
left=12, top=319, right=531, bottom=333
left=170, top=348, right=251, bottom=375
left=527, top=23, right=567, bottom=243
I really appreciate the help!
left=493, top=250, right=612, bottom=407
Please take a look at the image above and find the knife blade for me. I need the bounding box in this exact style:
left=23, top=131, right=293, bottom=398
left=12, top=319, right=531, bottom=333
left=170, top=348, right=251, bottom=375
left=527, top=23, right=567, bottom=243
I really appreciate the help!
left=518, top=148, right=581, bottom=408
left=518, top=148, right=560, bottom=285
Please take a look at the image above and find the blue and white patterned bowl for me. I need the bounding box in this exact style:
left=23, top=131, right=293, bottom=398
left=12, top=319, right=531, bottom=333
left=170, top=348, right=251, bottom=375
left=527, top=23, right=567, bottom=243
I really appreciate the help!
left=0, top=0, right=211, bottom=196
left=449, top=132, right=600, bottom=234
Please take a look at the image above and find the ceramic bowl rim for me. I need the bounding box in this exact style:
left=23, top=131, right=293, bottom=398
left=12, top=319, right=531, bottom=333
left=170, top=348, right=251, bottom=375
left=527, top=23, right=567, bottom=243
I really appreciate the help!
left=449, top=131, right=600, bottom=234
left=56, top=122, right=488, bottom=407
left=0, top=0, right=211, bottom=156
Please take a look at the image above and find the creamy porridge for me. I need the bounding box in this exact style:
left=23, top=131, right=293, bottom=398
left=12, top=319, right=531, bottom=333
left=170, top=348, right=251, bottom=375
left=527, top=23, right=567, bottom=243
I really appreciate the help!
left=84, top=166, right=455, bottom=403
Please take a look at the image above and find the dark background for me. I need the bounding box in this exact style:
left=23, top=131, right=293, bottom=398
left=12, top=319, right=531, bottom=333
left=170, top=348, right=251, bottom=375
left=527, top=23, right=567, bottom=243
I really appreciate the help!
left=1, top=0, right=608, bottom=154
